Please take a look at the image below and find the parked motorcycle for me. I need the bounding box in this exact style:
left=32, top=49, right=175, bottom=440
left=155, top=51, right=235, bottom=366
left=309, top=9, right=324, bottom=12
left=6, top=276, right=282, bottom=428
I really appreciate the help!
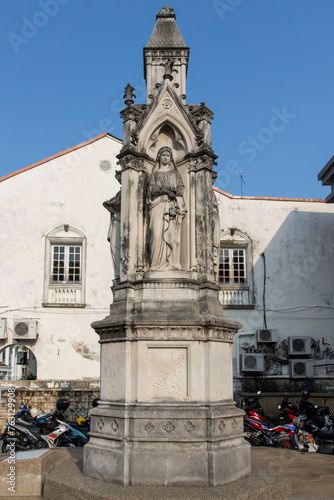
left=243, top=394, right=272, bottom=426
left=1, top=417, right=86, bottom=453
left=1, top=398, right=88, bottom=452
left=242, top=394, right=296, bottom=448
left=278, top=393, right=334, bottom=454
left=299, top=391, right=334, bottom=431
left=278, top=397, right=299, bottom=424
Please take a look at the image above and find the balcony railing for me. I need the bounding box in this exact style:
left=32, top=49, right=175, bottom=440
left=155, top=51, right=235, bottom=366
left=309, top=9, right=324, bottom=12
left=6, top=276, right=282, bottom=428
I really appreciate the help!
left=45, top=285, right=84, bottom=306
left=220, top=288, right=250, bottom=306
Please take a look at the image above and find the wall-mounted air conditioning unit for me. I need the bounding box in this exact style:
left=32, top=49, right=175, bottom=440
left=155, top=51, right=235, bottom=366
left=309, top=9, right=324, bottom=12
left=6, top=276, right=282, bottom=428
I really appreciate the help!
left=288, top=336, right=312, bottom=356
left=290, top=360, right=313, bottom=378
left=0, top=319, right=7, bottom=340
left=241, top=353, right=264, bottom=372
left=256, top=329, right=278, bottom=343
left=13, top=320, right=38, bottom=340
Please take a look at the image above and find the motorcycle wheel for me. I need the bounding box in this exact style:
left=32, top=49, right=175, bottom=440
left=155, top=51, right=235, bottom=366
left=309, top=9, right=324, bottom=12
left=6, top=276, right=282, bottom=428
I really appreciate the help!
left=56, top=436, right=78, bottom=448
left=2, top=442, right=10, bottom=453
left=275, top=441, right=289, bottom=449
left=245, top=434, right=263, bottom=446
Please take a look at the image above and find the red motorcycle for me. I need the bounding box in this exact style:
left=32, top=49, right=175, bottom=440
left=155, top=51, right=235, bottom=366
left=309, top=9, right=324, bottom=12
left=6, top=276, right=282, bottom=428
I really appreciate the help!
left=242, top=394, right=296, bottom=448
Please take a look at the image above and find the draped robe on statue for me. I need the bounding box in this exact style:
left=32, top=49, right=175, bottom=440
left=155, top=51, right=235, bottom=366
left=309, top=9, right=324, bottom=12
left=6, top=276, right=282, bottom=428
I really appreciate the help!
left=147, top=168, right=186, bottom=270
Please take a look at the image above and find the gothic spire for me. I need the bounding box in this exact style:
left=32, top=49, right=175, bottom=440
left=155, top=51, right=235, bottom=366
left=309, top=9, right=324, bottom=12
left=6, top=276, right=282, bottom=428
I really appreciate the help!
left=144, top=6, right=189, bottom=102
left=146, top=6, right=186, bottom=48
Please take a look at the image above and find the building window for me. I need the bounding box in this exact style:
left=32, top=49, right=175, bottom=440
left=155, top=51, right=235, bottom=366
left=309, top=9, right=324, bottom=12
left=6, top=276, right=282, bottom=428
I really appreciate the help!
left=51, top=245, right=82, bottom=283
left=219, top=248, right=246, bottom=285
left=43, top=226, right=86, bottom=307
left=219, top=230, right=254, bottom=308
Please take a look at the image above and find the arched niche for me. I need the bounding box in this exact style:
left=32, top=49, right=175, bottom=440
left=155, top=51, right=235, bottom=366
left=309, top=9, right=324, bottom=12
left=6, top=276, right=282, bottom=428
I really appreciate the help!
left=147, top=123, right=186, bottom=160
left=138, top=111, right=195, bottom=158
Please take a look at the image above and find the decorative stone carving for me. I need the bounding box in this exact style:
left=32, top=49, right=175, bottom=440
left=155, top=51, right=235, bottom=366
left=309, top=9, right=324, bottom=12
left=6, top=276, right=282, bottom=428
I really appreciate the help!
left=162, top=421, right=175, bottom=433
left=103, top=172, right=121, bottom=280
left=231, top=418, right=238, bottom=430
left=97, top=418, right=104, bottom=430
left=130, top=133, right=138, bottom=146
left=110, top=419, right=119, bottom=432
left=184, top=421, right=195, bottom=433
left=146, top=147, right=186, bottom=270
left=123, top=83, right=136, bottom=106
left=218, top=420, right=226, bottom=434
left=191, top=104, right=214, bottom=124
left=144, top=422, right=155, bottom=434
left=120, top=106, right=142, bottom=124
left=162, top=98, right=173, bottom=109
left=162, top=59, right=175, bottom=81
left=144, top=49, right=189, bottom=59
left=158, top=5, right=175, bottom=17
left=97, top=325, right=237, bottom=343
left=195, top=131, right=205, bottom=147
left=117, top=156, right=146, bottom=172
left=196, top=155, right=216, bottom=171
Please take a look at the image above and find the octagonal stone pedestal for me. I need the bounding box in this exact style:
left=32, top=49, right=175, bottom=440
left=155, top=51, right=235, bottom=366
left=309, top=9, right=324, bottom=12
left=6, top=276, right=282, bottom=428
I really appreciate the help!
left=84, top=402, right=249, bottom=486
left=83, top=290, right=250, bottom=486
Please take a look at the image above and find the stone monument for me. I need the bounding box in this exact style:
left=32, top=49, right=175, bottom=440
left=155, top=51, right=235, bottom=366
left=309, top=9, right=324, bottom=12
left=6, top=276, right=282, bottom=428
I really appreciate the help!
left=83, top=5, right=251, bottom=486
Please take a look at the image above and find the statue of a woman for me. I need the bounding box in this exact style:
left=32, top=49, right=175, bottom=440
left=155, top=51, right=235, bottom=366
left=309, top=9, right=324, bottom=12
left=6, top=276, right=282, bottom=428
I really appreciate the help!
left=103, top=171, right=122, bottom=280
left=146, top=147, right=186, bottom=270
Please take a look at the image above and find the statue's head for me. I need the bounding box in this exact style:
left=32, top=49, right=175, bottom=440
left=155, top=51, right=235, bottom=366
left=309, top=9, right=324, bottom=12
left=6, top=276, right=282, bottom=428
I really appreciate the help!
left=156, top=146, right=175, bottom=170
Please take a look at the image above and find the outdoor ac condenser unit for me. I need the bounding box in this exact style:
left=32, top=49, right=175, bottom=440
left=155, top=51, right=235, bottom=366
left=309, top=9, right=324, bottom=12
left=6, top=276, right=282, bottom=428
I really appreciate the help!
left=0, top=319, right=7, bottom=340
left=256, top=329, right=278, bottom=343
left=288, top=336, right=312, bottom=356
left=241, top=353, right=264, bottom=372
left=13, top=320, right=38, bottom=340
left=290, top=359, right=313, bottom=378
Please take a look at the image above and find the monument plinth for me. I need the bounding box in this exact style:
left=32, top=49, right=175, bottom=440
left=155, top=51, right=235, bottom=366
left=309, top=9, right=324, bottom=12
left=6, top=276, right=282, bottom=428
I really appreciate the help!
left=83, top=5, right=251, bottom=486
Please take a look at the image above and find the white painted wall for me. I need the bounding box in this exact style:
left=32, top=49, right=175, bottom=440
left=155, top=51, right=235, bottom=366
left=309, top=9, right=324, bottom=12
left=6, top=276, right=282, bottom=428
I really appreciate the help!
left=0, top=135, right=121, bottom=379
left=215, top=189, right=334, bottom=384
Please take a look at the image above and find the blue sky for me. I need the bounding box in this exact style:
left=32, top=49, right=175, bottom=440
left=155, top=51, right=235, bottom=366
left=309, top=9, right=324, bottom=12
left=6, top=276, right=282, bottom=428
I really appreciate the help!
left=1, top=0, right=333, bottom=198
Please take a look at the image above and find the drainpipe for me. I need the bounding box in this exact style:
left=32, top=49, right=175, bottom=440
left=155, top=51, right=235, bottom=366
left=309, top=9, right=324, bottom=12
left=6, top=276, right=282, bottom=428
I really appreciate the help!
left=260, top=252, right=267, bottom=329
left=234, top=331, right=256, bottom=377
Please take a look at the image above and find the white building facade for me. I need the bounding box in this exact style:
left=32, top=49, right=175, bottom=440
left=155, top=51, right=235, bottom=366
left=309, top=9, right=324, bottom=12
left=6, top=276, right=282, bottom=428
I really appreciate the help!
left=1, top=134, right=333, bottom=388
left=216, top=188, right=334, bottom=389
left=0, top=133, right=121, bottom=381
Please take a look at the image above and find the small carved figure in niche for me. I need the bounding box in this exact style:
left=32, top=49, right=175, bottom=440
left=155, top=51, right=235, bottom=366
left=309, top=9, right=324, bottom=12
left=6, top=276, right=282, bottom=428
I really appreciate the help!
left=103, top=171, right=121, bottom=279
left=146, top=147, right=186, bottom=271
left=123, top=83, right=137, bottom=106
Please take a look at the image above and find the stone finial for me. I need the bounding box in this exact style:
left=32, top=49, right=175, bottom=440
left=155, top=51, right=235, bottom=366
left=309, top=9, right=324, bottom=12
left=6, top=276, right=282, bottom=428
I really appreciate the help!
left=163, top=58, right=174, bottom=81
left=157, top=5, right=175, bottom=18
left=123, top=83, right=137, bottom=106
